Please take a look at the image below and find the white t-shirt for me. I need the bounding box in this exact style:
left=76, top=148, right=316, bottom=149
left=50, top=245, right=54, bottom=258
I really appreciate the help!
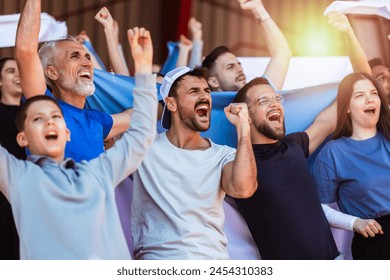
left=131, top=132, right=236, bottom=259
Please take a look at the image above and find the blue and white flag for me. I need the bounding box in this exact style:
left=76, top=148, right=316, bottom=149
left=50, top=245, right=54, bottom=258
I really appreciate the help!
left=87, top=68, right=338, bottom=150
left=85, top=68, right=162, bottom=114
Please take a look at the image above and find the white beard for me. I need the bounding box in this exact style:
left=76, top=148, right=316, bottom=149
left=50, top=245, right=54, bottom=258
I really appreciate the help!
left=73, top=81, right=95, bottom=97
left=60, top=77, right=95, bottom=97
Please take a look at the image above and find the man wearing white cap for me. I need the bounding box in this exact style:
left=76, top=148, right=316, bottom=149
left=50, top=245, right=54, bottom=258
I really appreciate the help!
left=131, top=66, right=257, bottom=260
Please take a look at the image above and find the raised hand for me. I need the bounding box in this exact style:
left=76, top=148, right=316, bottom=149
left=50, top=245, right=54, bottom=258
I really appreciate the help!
left=127, top=27, right=153, bottom=74
left=75, top=30, right=91, bottom=44
left=188, top=17, right=203, bottom=41
left=237, top=0, right=262, bottom=11
left=179, top=34, right=193, bottom=52
left=95, top=7, right=114, bottom=30
left=237, top=0, right=265, bottom=20
left=224, top=103, right=249, bottom=127
left=327, top=11, right=353, bottom=33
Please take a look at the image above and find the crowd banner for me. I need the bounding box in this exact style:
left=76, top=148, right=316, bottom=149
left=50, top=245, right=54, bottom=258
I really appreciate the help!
left=0, top=13, right=67, bottom=48
left=324, top=0, right=390, bottom=19
left=86, top=69, right=135, bottom=113
left=239, top=56, right=353, bottom=90
left=85, top=69, right=163, bottom=114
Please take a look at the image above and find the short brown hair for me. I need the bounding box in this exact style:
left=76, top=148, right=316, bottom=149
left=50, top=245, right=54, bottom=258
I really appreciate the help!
left=16, top=95, right=63, bottom=132
left=168, top=67, right=210, bottom=98
left=201, top=46, right=232, bottom=72
left=233, top=77, right=271, bottom=104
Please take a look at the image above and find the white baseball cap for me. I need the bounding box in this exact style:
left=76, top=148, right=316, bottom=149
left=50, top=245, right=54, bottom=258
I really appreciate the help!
left=160, top=66, right=192, bottom=129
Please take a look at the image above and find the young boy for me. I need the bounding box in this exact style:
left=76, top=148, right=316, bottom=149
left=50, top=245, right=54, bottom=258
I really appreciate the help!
left=0, top=59, right=157, bottom=259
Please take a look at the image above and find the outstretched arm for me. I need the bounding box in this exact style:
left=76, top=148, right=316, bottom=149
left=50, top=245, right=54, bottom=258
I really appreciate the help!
left=127, top=27, right=153, bottom=75
left=105, top=27, right=154, bottom=140
left=238, top=0, right=292, bottom=90
left=305, top=13, right=371, bottom=155
left=327, top=11, right=371, bottom=74
left=176, top=35, right=192, bottom=68
left=95, top=7, right=130, bottom=75
left=114, top=20, right=129, bottom=73
left=222, top=103, right=257, bottom=198
left=15, top=0, right=47, bottom=99
left=305, top=101, right=337, bottom=155
left=92, top=27, right=157, bottom=185
left=188, top=17, right=204, bottom=68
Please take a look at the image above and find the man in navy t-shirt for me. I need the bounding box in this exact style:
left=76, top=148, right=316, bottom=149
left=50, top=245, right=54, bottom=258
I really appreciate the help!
left=233, top=77, right=339, bottom=260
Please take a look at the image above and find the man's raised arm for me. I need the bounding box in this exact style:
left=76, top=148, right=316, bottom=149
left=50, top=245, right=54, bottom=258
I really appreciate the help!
left=327, top=11, right=371, bottom=74
left=222, top=103, right=257, bottom=198
left=238, top=0, right=292, bottom=90
left=15, top=0, right=47, bottom=99
left=105, top=27, right=154, bottom=140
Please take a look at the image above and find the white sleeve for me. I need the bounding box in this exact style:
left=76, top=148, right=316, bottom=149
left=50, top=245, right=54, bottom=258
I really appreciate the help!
left=321, top=204, right=357, bottom=231
left=188, top=39, right=203, bottom=68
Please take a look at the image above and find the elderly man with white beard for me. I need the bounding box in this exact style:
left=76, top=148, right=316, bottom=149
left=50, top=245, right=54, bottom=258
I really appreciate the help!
left=15, top=0, right=132, bottom=161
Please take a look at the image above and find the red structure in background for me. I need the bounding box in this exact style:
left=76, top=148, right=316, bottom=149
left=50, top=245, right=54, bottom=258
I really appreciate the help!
left=160, top=0, right=192, bottom=64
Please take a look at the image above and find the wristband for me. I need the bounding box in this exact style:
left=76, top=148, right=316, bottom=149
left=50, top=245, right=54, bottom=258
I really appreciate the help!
left=256, top=13, right=270, bottom=23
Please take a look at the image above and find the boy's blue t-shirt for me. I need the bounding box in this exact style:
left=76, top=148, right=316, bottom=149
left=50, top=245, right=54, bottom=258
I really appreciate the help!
left=45, top=90, right=113, bottom=162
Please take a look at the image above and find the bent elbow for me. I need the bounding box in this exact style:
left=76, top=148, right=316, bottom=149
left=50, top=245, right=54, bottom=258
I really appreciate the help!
left=234, top=181, right=257, bottom=199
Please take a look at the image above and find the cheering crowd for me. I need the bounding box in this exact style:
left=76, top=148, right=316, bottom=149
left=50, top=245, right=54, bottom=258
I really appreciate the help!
left=1, top=0, right=390, bottom=260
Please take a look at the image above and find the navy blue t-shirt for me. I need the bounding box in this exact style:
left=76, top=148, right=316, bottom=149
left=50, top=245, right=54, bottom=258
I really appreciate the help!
left=235, top=132, right=338, bottom=260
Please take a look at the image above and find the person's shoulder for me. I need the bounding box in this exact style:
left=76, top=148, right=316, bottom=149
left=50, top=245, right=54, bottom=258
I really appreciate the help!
left=285, top=131, right=308, bottom=144
left=323, top=137, right=346, bottom=149
left=148, top=132, right=169, bottom=150
left=209, top=140, right=236, bottom=156
left=284, top=132, right=311, bottom=156
left=316, top=137, right=345, bottom=159
left=377, top=131, right=389, bottom=141
left=209, top=138, right=235, bottom=148
left=82, top=107, right=111, bottom=121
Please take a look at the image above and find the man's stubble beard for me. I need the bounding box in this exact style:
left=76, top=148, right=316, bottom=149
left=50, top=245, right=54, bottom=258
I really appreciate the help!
left=177, top=103, right=211, bottom=132
left=255, top=120, right=286, bottom=141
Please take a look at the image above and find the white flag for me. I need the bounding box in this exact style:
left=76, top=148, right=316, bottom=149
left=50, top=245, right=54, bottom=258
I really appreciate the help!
left=324, top=0, right=390, bottom=19
left=0, top=12, right=67, bottom=48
